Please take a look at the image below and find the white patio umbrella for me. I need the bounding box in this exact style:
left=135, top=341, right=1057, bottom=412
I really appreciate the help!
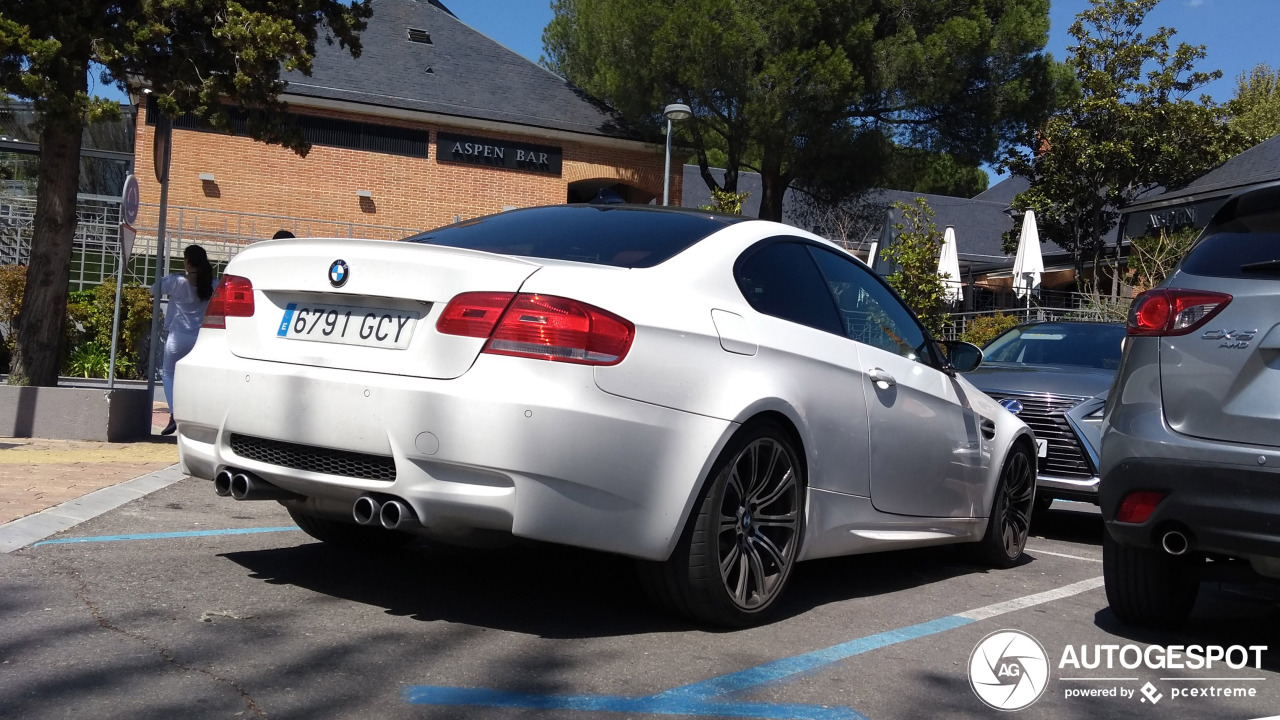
left=1011, top=209, right=1044, bottom=301
left=938, top=225, right=962, bottom=304
left=870, top=206, right=899, bottom=277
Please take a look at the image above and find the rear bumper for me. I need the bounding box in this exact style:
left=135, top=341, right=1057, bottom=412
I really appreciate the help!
left=1101, top=458, right=1280, bottom=558
left=173, top=336, right=735, bottom=561
left=1100, top=401, right=1280, bottom=559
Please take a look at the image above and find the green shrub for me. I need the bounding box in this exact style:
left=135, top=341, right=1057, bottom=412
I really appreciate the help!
left=62, top=281, right=152, bottom=379
left=961, top=313, right=1020, bottom=349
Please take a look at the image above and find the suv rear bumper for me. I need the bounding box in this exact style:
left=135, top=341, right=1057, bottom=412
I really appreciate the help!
left=1101, top=458, right=1280, bottom=558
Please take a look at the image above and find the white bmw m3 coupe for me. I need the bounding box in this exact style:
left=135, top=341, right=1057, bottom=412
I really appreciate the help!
left=175, top=204, right=1035, bottom=626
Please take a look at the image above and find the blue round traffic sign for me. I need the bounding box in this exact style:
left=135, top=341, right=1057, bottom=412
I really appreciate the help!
left=122, top=174, right=139, bottom=226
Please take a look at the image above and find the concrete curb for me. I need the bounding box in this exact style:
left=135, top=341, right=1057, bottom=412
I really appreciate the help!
left=0, top=464, right=187, bottom=553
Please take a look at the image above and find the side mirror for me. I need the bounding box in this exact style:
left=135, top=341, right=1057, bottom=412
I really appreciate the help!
left=943, top=340, right=984, bottom=373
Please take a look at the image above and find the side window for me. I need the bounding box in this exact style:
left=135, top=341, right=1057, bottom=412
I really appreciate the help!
left=735, top=241, right=844, bottom=335
left=806, top=246, right=933, bottom=365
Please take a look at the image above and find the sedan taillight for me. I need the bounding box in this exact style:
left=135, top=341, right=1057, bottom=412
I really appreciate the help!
left=202, top=275, right=255, bottom=329
left=1126, top=288, right=1231, bottom=337
left=437, top=292, right=634, bottom=366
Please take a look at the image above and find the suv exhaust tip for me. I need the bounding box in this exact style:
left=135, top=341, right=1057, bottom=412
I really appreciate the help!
left=1162, top=529, right=1190, bottom=556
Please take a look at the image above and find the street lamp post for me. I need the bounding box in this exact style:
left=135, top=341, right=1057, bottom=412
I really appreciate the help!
left=662, top=103, right=692, bottom=206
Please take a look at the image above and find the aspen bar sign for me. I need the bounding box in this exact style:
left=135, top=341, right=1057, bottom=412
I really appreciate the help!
left=437, top=132, right=562, bottom=176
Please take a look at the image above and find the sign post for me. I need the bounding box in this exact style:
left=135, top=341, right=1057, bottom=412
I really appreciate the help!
left=145, top=112, right=173, bottom=407
left=108, top=174, right=140, bottom=389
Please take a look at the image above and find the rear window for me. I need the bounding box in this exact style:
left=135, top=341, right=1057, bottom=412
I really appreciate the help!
left=404, top=205, right=743, bottom=268
left=1179, top=230, right=1280, bottom=279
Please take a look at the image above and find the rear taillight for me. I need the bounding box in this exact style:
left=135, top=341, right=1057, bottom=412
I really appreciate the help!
left=437, top=292, right=634, bottom=366
left=202, top=275, right=255, bottom=329
left=1126, top=288, right=1231, bottom=336
left=436, top=292, right=516, bottom=337
left=1115, top=490, right=1166, bottom=524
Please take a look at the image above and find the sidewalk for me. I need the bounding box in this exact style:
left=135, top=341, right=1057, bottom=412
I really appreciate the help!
left=0, top=403, right=184, bottom=551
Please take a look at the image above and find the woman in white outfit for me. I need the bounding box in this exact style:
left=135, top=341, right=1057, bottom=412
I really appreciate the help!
left=152, top=244, right=214, bottom=435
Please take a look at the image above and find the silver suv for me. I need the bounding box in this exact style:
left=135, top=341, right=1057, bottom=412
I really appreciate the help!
left=1101, top=181, right=1280, bottom=628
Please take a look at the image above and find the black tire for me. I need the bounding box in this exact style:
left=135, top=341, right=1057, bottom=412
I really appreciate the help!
left=639, top=420, right=804, bottom=627
left=975, top=444, right=1035, bottom=568
left=287, top=508, right=415, bottom=550
left=1103, top=530, right=1198, bottom=629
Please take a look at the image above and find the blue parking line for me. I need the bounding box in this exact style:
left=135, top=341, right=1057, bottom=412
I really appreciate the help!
left=406, top=614, right=977, bottom=718
left=404, top=687, right=868, bottom=720
left=650, top=615, right=975, bottom=701
left=33, top=527, right=299, bottom=546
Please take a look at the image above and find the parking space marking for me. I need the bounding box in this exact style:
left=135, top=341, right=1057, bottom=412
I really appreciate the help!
left=407, top=576, right=1105, bottom=717
left=955, top=576, right=1103, bottom=621
left=32, top=527, right=299, bottom=546
left=1029, top=547, right=1102, bottom=563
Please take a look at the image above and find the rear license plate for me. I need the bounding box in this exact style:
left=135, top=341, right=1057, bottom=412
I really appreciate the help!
left=1035, top=439, right=1048, bottom=458
left=277, top=302, right=420, bottom=349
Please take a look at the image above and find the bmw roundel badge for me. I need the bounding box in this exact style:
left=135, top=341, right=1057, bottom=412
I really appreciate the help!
left=328, top=259, right=349, bottom=288
left=998, top=398, right=1024, bottom=415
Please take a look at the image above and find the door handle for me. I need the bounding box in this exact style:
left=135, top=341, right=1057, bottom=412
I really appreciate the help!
left=868, top=367, right=896, bottom=387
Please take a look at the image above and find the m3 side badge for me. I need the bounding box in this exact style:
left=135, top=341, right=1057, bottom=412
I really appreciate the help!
left=328, top=259, right=349, bottom=288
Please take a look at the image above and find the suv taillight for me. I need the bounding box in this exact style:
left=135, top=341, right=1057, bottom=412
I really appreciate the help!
left=1126, top=288, right=1231, bottom=337
left=437, top=292, right=634, bottom=366
left=202, top=275, right=255, bottom=329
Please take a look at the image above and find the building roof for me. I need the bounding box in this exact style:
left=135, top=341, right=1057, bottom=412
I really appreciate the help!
left=680, top=165, right=1069, bottom=265
left=281, top=0, right=638, bottom=141
left=971, top=175, right=1030, bottom=205
left=1125, top=133, right=1280, bottom=212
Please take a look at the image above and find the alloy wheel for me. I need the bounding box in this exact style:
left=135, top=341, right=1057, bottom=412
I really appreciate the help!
left=1000, top=449, right=1035, bottom=558
left=716, top=437, right=801, bottom=610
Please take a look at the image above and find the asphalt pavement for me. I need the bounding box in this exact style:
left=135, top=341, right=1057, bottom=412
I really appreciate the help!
left=2, top=421, right=1279, bottom=720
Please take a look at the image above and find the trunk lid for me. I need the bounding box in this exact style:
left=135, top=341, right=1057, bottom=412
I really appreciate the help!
left=220, top=238, right=541, bottom=379
left=1159, top=275, right=1280, bottom=448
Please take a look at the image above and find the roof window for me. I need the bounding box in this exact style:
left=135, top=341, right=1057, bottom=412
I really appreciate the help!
left=407, top=28, right=432, bottom=44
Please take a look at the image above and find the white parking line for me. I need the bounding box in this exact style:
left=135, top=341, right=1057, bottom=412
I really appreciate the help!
left=957, top=576, right=1105, bottom=621
left=1030, top=547, right=1103, bottom=563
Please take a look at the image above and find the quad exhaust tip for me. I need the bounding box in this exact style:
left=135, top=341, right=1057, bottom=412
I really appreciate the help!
left=353, top=495, right=382, bottom=526
left=213, top=469, right=234, bottom=497
left=379, top=499, right=418, bottom=531
left=214, top=468, right=301, bottom=501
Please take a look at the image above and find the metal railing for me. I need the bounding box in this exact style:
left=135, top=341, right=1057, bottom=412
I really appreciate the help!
left=0, top=195, right=424, bottom=288
left=938, top=303, right=1131, bottom=340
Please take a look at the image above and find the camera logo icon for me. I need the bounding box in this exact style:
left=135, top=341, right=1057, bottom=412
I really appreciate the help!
left=969, top=630, right=1051, bottom=711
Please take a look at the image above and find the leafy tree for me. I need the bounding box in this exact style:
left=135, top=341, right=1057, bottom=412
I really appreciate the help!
left=544, top=0, right=1067, bottom=222
left=0, top=1, right=371, bottom=386
left=1002, top=0, right=1246, bottom=286
left=1126, top=226, right=1196, bottom=292
left=880, top=198, right=949, bottom=336
left=1226, top=63, right=1280, bottom=143
left=879, top=148, right=989, bottom=198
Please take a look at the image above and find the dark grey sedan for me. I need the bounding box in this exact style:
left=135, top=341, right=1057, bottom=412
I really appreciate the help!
left=966, top=321, right=1127, bottom=509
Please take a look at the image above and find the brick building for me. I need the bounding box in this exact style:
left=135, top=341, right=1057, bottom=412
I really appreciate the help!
left=131, top=0, right=674, bottom=242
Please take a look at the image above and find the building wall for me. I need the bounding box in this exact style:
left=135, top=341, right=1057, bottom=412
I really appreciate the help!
left=132, top=102, right=678, bottom=239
